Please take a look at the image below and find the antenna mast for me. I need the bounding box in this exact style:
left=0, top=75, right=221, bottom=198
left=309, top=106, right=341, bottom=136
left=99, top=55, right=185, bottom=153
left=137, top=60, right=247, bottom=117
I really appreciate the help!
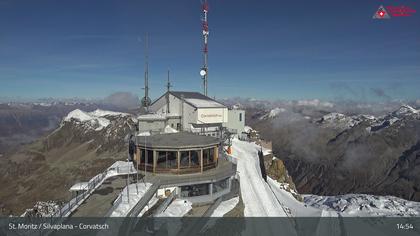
left=166, top=69, right=172, bottom=113
left=141, top=33, right=151, bottom=110
left=200, top=0, right=209, bottom=96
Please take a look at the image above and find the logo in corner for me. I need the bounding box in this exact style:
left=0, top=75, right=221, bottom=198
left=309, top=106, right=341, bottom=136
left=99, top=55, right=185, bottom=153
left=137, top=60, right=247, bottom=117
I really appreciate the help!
left=373, top=5, right=391, bottom=19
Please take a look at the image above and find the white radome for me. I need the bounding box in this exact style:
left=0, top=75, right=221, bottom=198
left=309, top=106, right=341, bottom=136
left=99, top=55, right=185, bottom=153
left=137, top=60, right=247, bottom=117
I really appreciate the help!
left=200, top=69, right=207, bottom=76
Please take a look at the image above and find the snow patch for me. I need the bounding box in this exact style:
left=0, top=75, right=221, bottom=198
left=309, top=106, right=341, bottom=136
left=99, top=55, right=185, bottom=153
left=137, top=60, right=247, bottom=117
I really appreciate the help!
left=89, top=109, right=129, bottom=117
left=304, top=194, right=420, bottom=217
left=137, top=131, right=151, bottom=136
left=211, top=197, right=239, bottom=217
left=164, top=125, right=179, bottom=133
left=156, top=199, right=192, bottom=217
left=110, top=183, right=153, bottom=217
left=64, top=109, right=130, bottom=131
left=268, top=107, right=286, bottom=118
left=394, top=105, right=419, bottom=116
left=244, top=126, right=253, bottom=133
left=267, top=177, right=322, bottom=217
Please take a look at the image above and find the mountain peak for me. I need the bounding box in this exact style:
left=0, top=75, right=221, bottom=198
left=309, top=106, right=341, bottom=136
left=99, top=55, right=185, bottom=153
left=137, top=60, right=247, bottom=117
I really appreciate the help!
left=393, top=105, right=419, bottom=116
left=63, top=109, right=133, bottom=131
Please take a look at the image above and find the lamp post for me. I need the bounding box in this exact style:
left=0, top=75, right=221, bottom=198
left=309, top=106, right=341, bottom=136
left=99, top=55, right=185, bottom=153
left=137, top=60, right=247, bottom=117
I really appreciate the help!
left=126, top=156, right=130, bottom=203
left=144, top=134, right=147, bottom=187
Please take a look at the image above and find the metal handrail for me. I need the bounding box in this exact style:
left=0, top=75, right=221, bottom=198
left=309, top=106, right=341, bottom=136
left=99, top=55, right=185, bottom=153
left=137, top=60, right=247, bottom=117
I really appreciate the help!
left=50, top=170, right=108, bottom=219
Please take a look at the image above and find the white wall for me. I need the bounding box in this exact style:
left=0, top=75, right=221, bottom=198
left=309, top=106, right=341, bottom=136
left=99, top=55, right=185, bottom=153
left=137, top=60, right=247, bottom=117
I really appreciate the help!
left=224, top=109, right=245, bottom=134
left=182, top=103, right=197, bottom=130
left=150, top=94, right=183, bottom=116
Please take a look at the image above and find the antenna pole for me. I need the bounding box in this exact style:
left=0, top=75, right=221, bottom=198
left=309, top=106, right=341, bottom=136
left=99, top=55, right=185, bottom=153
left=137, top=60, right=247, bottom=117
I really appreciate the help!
left=145, top=33, right=149, bottom=104
left=202, top=0, right=209, bottom=96
left=166, top=69, right=171, bottom=93
left=166, top=69, right=172, bottom=113
left=141, top=33, right=151, bottom=110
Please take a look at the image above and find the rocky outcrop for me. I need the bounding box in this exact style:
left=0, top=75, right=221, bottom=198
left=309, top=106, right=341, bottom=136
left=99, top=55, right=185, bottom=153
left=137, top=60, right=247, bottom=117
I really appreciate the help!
left=266, top=157, right=302, bottom=201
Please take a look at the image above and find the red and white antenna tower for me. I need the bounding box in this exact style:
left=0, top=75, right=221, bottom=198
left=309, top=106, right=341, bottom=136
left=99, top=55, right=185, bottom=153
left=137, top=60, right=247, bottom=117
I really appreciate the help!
left=199, top=0, right=209, bottom=96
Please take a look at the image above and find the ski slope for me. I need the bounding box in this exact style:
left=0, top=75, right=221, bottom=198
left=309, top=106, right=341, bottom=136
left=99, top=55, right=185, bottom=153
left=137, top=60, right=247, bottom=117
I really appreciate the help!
left=231, top=138, right=323, bottom=218
left=230, top=139, right=298, bottom=236
left=230, top=138, right=288, bottom=217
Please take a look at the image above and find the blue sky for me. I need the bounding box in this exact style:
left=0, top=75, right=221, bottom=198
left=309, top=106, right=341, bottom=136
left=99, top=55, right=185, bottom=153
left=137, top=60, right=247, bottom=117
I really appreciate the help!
left=0, top=0, right=419, bottom=101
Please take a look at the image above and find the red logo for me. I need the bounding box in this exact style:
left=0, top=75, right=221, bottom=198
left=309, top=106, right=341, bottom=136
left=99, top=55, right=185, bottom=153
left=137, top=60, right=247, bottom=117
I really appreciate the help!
left=373, top=5, right=390, bottom=19
left=373, top=5, right=416, bottom=19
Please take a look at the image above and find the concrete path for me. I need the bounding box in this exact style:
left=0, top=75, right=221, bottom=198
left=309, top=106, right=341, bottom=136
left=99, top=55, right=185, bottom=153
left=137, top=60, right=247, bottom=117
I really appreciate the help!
left=71, top=176, right=127, bottom=217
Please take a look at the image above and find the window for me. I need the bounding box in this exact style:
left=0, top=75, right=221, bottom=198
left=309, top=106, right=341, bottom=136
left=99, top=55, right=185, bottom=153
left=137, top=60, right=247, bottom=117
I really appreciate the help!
left=203, top=148, right=214, bottom=165
left=180, top=151, right=189, bottom=167
left=167, top=151, right=177, bottom=168
left=190, top=150, right=200, bottom=166
left=239, top=113, right=242, bottom=122
left=140, top=149, right=153, bottom=165
left=156, top=151, right=177, bottom=169
left=157, top=151, right=167, bottom=168
left=180, top=183, right=210, bottom=197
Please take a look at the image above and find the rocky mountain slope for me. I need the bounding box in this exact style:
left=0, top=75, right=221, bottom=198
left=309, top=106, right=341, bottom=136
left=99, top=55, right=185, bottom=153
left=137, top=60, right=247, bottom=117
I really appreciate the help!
left=0, top=109, right=136, bottom=216
left=0, top=102, right=101, bottom=156
left=249, top=105, right=420, bottom=202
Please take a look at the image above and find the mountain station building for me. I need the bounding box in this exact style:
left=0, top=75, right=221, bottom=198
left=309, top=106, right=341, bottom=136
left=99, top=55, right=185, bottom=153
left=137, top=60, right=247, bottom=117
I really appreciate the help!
left=137, top=91, right=245, bottom=137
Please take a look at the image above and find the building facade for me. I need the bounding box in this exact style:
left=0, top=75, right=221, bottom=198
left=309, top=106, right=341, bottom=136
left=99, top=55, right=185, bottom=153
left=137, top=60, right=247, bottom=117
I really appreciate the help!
left=138, top=91, right=245, bottom=136
left=223, top=108, right=245, bottom=135
left=139, top=91, right=227, bottom=136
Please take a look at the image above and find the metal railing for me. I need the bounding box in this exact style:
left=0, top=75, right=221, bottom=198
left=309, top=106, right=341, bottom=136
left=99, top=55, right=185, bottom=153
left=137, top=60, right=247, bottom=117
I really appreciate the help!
left=50, top=171, right=107, bottom=218
left=105, top=193, right=124, bottom=217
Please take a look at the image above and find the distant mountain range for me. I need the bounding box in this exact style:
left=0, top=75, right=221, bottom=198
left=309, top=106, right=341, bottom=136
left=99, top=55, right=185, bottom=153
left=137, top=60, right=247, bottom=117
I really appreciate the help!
left=0, top=99, right=140, bottom=157
left=249, top=104, right=420, bottom=202
left=0, top=108, right=136, bottom=216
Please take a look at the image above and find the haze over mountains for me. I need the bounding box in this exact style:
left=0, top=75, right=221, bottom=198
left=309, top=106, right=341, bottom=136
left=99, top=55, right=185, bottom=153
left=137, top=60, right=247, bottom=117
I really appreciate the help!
left=0, top=92, right=140, bottom=155
left=245, top=101, right=420, bottom=202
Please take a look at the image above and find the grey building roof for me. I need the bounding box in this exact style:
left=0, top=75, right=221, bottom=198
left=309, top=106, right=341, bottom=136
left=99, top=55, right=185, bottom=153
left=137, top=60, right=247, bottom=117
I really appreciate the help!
left=151, top=91, right=227, bottom=109
left=136, top=132, right=220, bottom=149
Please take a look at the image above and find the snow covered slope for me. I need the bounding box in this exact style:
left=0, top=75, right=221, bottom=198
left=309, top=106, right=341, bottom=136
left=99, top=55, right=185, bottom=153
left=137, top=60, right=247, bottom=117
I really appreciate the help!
left=230, top=138, right=288, bottom=216
left=64, top=109, right=132, bottom=131
left=229, top=139, right=303, bottom=236
left=259, top=107, right=286, bottom=120
left=317, top=104, right=419, bottom=132
left=231, top=138, right=420, bottom=218
left=267, top=177, right=322, bottom=217
left=304, top=194, right=420, bottom=217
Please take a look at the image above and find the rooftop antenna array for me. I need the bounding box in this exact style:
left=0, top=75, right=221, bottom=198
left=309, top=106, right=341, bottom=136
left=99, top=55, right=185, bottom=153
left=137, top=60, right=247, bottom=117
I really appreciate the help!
left=141, top=33, right=152, bottom=110
left=199, top=0, right=209, bottom=96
